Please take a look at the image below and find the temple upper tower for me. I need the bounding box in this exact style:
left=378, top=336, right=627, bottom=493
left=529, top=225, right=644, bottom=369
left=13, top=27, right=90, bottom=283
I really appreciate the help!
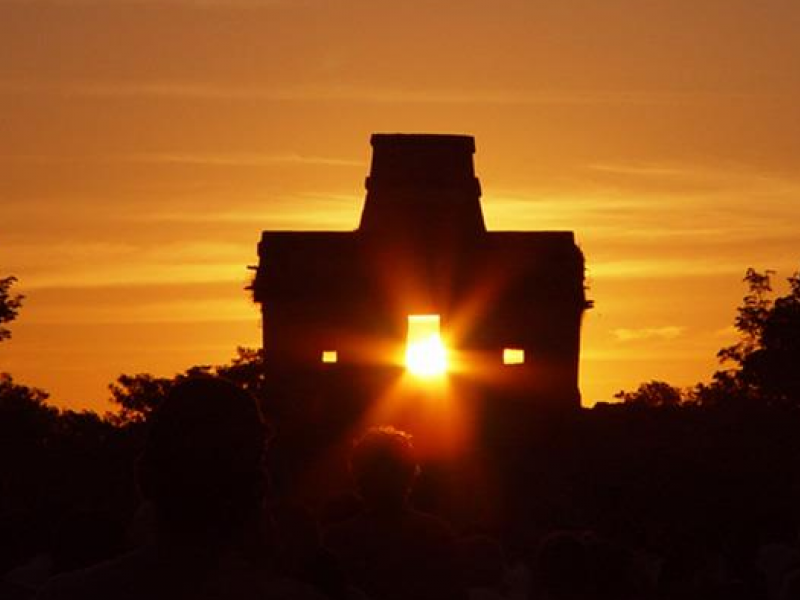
left=358, top=134, right=486, bottom=237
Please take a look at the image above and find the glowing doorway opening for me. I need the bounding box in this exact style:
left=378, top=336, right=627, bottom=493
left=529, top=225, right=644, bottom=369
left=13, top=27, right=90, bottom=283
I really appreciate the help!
left=405, top=315, right=447, bottom=377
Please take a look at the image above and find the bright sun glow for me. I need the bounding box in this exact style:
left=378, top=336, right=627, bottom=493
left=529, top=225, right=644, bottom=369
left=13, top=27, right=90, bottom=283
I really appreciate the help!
left=406, top=315, right=447, bottom=377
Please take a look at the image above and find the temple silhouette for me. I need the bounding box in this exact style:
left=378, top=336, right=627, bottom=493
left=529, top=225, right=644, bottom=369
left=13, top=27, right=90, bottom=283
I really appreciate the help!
left=253, top=134, right=587, bottom=409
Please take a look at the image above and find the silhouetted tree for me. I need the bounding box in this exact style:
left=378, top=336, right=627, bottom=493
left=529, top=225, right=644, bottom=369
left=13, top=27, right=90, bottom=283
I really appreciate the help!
left=687, top=370, right=746, bottom=406
left=717, top=268, right=775, bottom=372
left=614, top=380, right=685, bottom=407
left=106, top=348, right=265, bottom=425
left=107, top=373, right=173, bottom=426
left=183, top=347, right=267, bottom=397
left=0, top=279, right=40, bottom=433
left=0, top=373, right=56, bottom=448
left=715, top=267, right=800, bottom=406
left=0, top=275, right=24, bottom=342
left=214, top=346, right=267, bottom=399
left=0, top=375, right=57, bottom=571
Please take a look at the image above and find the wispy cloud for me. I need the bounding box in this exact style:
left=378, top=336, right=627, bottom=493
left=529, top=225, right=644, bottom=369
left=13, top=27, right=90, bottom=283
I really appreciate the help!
left=125, top=153, right=362, bottom=167
left=585, top=163, right=692, bottom=178
left=0, top=80, right=755, bottom=105
left=5, top=241, right=256, bottom=289
left=137, top=193, right=360, bottom=229
left=30, top=296, right=258, bottom=325
left=0, top=0, right=297, bottom=7
left=613, top=326, right=686, bottom=342
left=487, top=162, right=800, bottom=249
left=0, top=152, right=361, bottom=168
left=21, top=263, right=248, bottom=289
left=589, top=259, right=747, bottom=279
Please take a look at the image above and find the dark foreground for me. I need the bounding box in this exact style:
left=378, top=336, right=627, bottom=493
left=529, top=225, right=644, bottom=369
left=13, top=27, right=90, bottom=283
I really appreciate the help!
left=2, top=377, right=800, bottom=600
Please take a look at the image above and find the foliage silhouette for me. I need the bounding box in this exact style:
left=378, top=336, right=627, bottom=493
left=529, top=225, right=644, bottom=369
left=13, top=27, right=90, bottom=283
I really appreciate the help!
left=614, top=380, right=685, bottom=407
left=717, top=268, right=776, bottom=369
left=107, top=347, right=265, bottom=426
left=107, top=373, right=173, bottom=426
left=715, top=267, right=800, bottom=406
left=0, top=375, right=137, bottom=578
left=0, top=275, right=24, bottom=342
left=0, top=373, right=56, bottom=457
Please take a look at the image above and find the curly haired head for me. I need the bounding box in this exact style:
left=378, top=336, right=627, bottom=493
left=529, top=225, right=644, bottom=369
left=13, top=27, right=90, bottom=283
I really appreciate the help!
left=350, top=426, right=419, bottom=510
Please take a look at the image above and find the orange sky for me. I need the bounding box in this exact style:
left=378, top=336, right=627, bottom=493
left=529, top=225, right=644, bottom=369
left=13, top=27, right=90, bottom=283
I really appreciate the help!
left=2, top=0, right=800, bottom=411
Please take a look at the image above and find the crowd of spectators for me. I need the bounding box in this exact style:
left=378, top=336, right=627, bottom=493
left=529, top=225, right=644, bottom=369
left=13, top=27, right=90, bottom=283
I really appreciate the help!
left=2, top=376, right=800, bottom=600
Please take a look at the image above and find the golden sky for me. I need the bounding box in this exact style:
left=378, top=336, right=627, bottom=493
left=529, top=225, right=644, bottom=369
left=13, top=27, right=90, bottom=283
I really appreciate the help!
left=2, top=0, right=800, bottom=411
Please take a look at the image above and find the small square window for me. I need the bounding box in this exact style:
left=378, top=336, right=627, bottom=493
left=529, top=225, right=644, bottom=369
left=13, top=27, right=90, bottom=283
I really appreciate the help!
left=503, top=348, right=525, bottom=365
left=321, top=350, right=338, bottom=363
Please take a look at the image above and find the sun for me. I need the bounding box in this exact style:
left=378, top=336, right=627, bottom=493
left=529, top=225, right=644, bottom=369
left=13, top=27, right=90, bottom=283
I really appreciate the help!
left=405, top=315, right=448, bottom=377
left=406, top=334, right=448, bottom=377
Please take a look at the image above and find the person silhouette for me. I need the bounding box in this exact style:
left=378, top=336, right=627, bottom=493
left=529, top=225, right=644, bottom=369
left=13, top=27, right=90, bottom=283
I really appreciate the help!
left=37, top=376, right=322, bottom=600
left=323, top=426, right=464, bottom=600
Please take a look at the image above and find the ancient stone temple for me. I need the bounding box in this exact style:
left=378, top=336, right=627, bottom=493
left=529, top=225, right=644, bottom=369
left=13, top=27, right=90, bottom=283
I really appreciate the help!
left=252, top=134, right=587, bottom=409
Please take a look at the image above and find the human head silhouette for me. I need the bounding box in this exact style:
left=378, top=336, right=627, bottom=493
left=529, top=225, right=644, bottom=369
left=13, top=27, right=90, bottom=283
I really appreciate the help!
left=138, top=376, right=267, bottom=543
left=349, top=426, right=419, bottom=512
